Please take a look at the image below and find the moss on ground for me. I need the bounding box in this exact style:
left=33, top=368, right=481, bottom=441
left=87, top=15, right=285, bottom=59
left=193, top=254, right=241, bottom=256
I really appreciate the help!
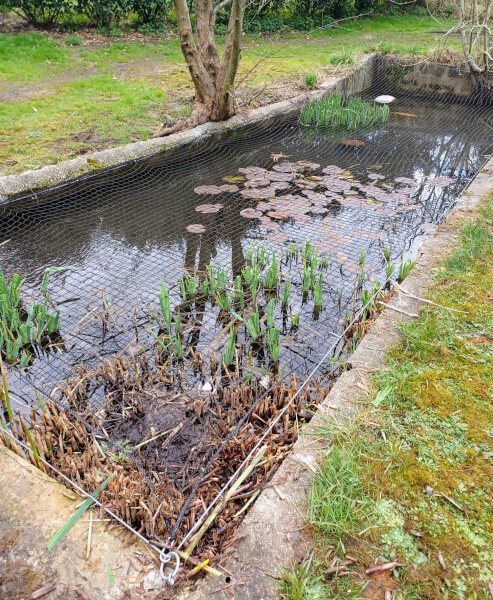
left=281, top=194, right=493, bottom=599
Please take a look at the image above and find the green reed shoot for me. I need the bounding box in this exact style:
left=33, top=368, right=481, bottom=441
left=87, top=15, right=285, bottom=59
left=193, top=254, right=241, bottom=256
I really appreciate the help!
left=302, top=264, right=311, bottom=294
left=246, top=310, right=261, bottom=341
left=263, top=254, right=280, bottom=290
left=313, top=273, right=323, bottom=308
left=266, top=298, right=276, bottom=329
left=174, top=312, right=183, bottom=335
left=234, top=275, right=245, bottom=310
left=385, top=262, right=396, bottom=282
left=158, top=285, right=171, bottom=332
left=320, top=256, right=330, bottom=269
left=383, top=246, right=392, bottom=263
left=359, top=249, right=366, bottom=268
left=267, top=327, right=281, bottom=362
left=397, top=256, right=416, bottom=283
left=287, top=243, right=299, bottom=261
left=222, top=329, right=236, bottom=367
left=216, top=291, right=231, bottom=312
left=290, top=312, right=300, bottom=328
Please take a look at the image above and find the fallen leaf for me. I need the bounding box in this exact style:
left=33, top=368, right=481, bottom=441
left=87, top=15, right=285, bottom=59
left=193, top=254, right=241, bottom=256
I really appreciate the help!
left=186, top=224, right=206, bottom=234
left=341, top=139, right=365, bottom=147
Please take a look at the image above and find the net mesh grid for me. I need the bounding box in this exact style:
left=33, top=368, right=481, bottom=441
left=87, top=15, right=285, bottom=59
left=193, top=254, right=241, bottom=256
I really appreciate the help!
left=1, top=56, right=492, bottom=555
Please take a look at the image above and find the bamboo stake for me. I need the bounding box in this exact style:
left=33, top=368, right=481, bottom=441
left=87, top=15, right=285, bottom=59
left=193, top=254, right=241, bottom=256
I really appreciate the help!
left=182, top=446, right=267, bottom=560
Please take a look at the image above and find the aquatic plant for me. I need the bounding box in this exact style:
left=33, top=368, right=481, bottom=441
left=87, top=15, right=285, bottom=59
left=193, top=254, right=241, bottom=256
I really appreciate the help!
left=320, top=256, right=330, bottom=269
left=302, top=264, right=312, bottom=295
left=385, top=262, right=396, bottom=283
left=263, top=254, right=280, bottom=290
left=290, top=312, right=300, bottom=328
left=234, top=275, right=245, bottom=310
left=287, top=243, right=298, bottom=262
left=158, top=284, right=172, bottom=332
left=300, top=93, right=390, bottom=130
left=359, top=249, right=366, bottom=268
left=216, top=291, right=232, bottom=312
left=267, top=327, right=281, bottom=362
left=313, top=274, right=324, bottom=308
left=0, top=268, right=64, bottom=366
left=383, top=246, right=392, bottom=263
left=222, top=329, right=236, bottom=367
left=266, top=298, right=276, bottom=330
left=246, top=310, right=261, bottom=341
left=397, top=256, right=416, bottom=283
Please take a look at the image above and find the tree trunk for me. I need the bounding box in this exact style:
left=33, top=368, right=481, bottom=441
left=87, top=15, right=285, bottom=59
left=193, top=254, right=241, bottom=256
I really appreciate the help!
left=154, top=0, right=245, bottom=137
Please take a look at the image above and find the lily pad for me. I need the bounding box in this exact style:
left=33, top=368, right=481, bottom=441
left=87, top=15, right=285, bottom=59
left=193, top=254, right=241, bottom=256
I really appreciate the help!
left=187, top=224, right=206, bottom=234
left=322, top=165, right=344, bottom=175
left=240, top=208, right=262, bottom=219
left=195, top=203, right=224, bottom=213
left=295, top=160, right=321, bottom=170
left=239, top=166, right=268, bottom=175
left=219, top=184, right=239, bottom=193
left=240, top=187, right=276, bottom=200
left=223, top=175, right=245, bottom=184
left=367, top=173, right=385, bottom=180
left=394, top=176, right=414, bottom=185
left=194, top=185, right=224, bottom=195
left=270, top=180, right=291, bottom=191
left=244, top=178, right=272, bottom=189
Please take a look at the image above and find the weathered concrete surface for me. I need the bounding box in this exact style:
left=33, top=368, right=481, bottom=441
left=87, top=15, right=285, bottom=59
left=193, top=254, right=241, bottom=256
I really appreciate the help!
left=0, top=56, right=374, bottom=203
left=373, top=55, right=493, bottom=101
left=0, top=447, right=164, bottom=599
left=178, top=158, right=493, bottom=600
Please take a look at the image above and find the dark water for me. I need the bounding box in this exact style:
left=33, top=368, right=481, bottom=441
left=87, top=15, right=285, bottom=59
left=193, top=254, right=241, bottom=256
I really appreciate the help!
left=1, top=95, right=492, bottom=399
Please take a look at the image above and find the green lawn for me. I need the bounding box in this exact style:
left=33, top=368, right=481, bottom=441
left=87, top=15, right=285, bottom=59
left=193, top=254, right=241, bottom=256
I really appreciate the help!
left=281, top=195, right=493, bottom=599
left=0, top=15, right=462, bottom=175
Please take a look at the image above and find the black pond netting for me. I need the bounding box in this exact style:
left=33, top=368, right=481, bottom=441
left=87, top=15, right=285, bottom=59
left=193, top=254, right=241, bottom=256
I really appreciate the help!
left=0, top=57, right=492, bottom=573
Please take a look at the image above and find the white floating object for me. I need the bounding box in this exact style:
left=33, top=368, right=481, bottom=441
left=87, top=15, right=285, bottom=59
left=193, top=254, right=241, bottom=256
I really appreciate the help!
left=374, top=95, right=396, bottom=104
left=200, top=381, right=213, bottom=393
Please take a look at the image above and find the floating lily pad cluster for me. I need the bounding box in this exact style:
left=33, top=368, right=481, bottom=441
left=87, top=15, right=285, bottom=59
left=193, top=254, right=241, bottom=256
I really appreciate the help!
left=188, top=159, right=457, bottom=244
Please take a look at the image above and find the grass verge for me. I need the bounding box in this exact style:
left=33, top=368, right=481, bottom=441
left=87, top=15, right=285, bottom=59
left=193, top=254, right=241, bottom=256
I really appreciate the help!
left=0, top=15, right=462, bottom=174
left=281, top=194, right=493, bottom=599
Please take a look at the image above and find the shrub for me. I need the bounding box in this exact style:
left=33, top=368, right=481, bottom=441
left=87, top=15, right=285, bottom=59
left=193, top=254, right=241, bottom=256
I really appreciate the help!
left=76, top=0, right=130, bottom=28
left=8, top=0, right=72, bottom=27
left=130, top=0, right=170, bottom=27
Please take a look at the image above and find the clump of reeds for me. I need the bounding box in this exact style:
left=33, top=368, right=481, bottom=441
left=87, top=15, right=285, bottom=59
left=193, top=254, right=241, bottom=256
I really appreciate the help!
left=300, top=93, right=390, bottom=129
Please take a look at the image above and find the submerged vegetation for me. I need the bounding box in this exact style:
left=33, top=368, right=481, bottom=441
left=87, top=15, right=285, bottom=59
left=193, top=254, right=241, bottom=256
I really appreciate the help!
left=299, top=93, right=390, bottom=129
left=0, top=268, right=65, bottom=366
left=281, top=195, right=493, bottom=599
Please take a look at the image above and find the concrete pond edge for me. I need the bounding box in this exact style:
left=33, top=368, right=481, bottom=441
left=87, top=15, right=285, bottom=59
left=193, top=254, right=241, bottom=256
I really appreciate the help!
left=0, top=56, right=375, bottom=202
left=177, top=159, right=493, bottom=600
